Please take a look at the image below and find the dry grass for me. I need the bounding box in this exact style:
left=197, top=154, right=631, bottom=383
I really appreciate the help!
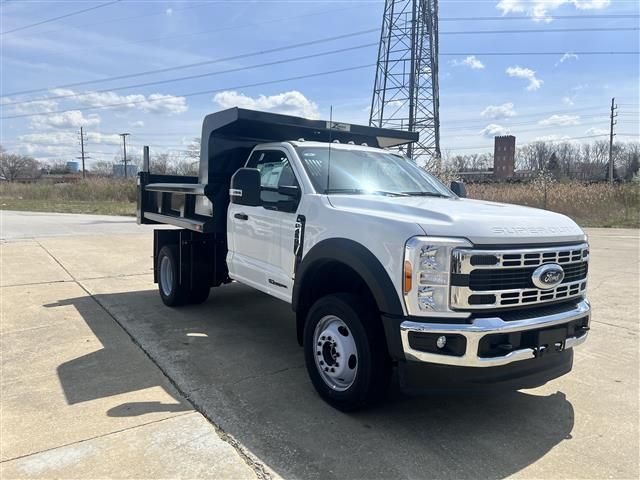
left=0, top=178, right=137, bottom=216
left=0, top=198, right=135, bottom=216
left=467, top=181, right=640, bottom=228
left=0, top=177, right=137, bottom=202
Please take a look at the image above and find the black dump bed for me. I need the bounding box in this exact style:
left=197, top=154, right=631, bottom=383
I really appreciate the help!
left=138, top=107, right=418, bottom=233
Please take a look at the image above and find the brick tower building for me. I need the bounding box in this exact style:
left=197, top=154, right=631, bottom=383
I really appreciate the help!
left=493, top=135, right=516, bottom=179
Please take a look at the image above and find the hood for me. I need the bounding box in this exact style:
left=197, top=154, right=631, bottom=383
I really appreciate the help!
left=327, top=195, right=586, bottom=246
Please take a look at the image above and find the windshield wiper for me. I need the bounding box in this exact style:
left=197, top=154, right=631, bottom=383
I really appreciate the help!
left=402, top=191, right=449, bottom=198
left=324, top=188, right=408, bottom=197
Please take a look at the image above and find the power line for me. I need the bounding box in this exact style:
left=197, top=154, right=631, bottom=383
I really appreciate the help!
left=1, top=42, right=378, bottom=107
left=3, top=46, right=635, bottom=104
left=445, top=120, right=611, bottom=134
left=11, top=9, right=640, bottom=40
left=101, top=19, right=640, bottom=50
left=0, top=0, right=121, bottom=36
left=445, top=114, right=610, bottom=130
left=0, top=28, right=378, bottom=98
left=95, top=5, right=363, bottom=49
left=0, top=63, right=377, bottom=120
left=441, top=27, right=639, bottom=35
left=439, top=14, right=640, bottom=22
left=443, top=134, right=612, bottom=151
left=444, top=106, right=616, bottom=124
left=440, top=51, right=638, bottom=56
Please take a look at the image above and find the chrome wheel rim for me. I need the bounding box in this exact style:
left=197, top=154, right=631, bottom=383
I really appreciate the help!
left=159, top=256, right=173, bottom=297
left=313, top=315, right=358, bottom=391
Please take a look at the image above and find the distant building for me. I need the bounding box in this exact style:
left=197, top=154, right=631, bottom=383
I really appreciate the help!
left=493, top=135, right=516, bottom=179
left=66, top=161, right=80, bottom=173
left=113, top=163, right=138, bottom=178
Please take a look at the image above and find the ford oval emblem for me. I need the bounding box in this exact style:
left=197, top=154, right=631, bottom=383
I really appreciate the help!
left=532, top=263, right=565, bottom=290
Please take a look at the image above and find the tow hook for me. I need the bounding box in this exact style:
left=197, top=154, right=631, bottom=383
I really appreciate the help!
left=534, top=341, right=565, bottom=358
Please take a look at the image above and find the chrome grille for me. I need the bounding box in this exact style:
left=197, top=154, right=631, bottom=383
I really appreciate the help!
left=451, top=243, right=589, bottom=310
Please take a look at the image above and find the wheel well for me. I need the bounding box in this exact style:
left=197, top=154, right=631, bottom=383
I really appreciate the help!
left=295, top=260, right=378, bottom=345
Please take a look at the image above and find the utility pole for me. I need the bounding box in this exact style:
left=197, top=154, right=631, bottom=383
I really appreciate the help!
left=78, top=127, right=87, bottom=178
left=119, top=133, right=130, bottom=178
left=608, top=97, right=617, bottom=184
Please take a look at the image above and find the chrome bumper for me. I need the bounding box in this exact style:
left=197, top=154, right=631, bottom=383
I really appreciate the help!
left=400, top=299, right=590, bottom=368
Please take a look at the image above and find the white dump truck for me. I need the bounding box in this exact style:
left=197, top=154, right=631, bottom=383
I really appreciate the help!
left=137, top=108, right=590, bottom=411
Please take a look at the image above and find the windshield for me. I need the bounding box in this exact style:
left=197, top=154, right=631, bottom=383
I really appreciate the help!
left=294, top=146, right=452, bottom=197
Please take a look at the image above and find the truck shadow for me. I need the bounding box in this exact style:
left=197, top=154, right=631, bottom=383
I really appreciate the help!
left=54, top=282, right=575, bottom=480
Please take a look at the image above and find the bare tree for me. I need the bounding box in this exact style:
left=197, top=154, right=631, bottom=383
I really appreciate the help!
left=174, top=157, right=199, bottom=176
left=91, top=160, right=115, bottom=176
left=186, top=137, right=200, bottom=160
left=150, top=153, right=171, bottom=174
left=0, top=147, right=40, bottom=181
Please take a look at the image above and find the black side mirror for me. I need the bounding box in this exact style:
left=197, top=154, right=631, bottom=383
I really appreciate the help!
left=230, top=168, right=261, bottom=206
left=450, top=180, right=467, bottom=198
left=277, top=185, right=300, bottom=198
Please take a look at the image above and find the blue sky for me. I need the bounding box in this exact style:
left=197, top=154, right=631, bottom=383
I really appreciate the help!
left=1, top=0, right=638, bottom=166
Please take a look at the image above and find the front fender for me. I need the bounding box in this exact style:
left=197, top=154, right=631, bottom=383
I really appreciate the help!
left=292, top=237, right=404, bottom=317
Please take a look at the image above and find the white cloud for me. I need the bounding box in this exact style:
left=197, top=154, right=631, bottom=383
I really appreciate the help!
left=450, top=55, right=485, bottom=70
left=18, top=131, right=121, bottom=146
left=506, top=66, right=543, bottom=91
left=212, top=90, right=320, bottom=119
left=165, top=8, right=173, bottom=15
left=556, top=52, right=579, bottom=66
left=534, top=134, right=572, bottom=142
left=538, top=114, right=581, bottom=126
left=496, top=0, right=610, bottom=21
left=562, top=96, right=575, bottom=106
left=481, top=102, right=516, bottom=120
left=29, top=111, right=101, bottom=130
left=129, top=120, right=145, bottom=127
left=585, top=127, right=609, bottom=136
left=49, top=89, right=188, bottom=115
left=559, top=53, right=579, bottom=63
left=2, top=97, right=58, bottom=116
left=481, top=124, right=510, bottom=138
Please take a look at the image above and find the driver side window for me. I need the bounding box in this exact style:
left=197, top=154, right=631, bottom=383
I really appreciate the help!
left=247, top=150, right=300, bottom=211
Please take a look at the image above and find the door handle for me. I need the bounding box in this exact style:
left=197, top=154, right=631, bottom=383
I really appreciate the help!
left=234, top=213, right=249, bottom=221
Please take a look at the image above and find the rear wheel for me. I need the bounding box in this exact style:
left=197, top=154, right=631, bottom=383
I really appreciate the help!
left=189, top=285, right=210, bottom=304
left=158, top=245, right=189, bottom=306
left=303, top=293, right=391, bottom=411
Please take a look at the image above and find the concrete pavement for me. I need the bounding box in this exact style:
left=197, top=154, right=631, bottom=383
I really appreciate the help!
left=0, top=225, right=258, bottom=478
left=1, top=211, right=638, bottom=479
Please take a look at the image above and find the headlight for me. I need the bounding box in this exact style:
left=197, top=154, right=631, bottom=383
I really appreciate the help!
left=403, top=236, right=472, bottom=317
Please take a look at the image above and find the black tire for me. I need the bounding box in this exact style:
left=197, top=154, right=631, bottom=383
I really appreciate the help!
left=303, top=293, right=391, bottom=411
left=157, top=245, right=189, bottom=307
left=189, top=285, right=210, bottom=304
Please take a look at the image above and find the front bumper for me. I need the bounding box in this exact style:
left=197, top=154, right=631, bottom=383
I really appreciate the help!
left=399, top=299, right=590, bottom=368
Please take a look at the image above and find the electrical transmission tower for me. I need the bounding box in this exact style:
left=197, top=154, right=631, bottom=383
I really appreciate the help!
left=370, top=0, right=440, bottom=169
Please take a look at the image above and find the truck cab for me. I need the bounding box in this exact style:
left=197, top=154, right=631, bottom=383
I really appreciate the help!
left=138, top=108, right=590, bottom=411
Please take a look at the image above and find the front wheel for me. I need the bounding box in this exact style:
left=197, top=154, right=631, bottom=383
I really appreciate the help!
left=303, top=293, right=391, bottom=411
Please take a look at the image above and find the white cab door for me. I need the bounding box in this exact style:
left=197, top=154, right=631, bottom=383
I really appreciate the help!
left=227, top=149, right=301, bottom=301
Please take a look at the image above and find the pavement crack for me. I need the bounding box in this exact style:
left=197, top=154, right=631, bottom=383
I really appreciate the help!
left=591, top=319, right=638, bottom=333
left=0, top=413, right=194, bottom=464
left=0, top=279, right=73, bottom=289
left=226, top=365, right=305, bottom=387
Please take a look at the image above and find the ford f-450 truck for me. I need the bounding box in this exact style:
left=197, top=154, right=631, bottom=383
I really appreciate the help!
left=137, top=108, right=590, bottom=411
